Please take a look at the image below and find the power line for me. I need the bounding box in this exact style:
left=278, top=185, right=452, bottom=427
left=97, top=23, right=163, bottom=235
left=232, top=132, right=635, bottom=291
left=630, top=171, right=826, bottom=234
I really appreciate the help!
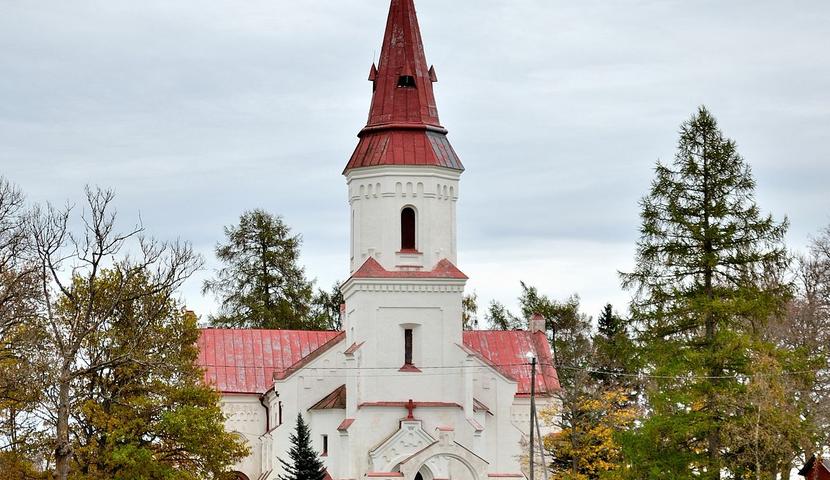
left=209, top=361, right=827, bottom=381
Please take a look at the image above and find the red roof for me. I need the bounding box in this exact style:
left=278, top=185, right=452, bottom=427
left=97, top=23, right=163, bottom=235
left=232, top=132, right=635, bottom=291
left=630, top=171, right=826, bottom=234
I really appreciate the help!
left=197, top=329, right=343, bottom=394
left=463, top=330, right=560, bottom=396
left=309, top=385, right=347, bottom=410
left=197, top=328, right=558, bottom=397
left=350, top=257, right=468, bottom=280
left=344, top=0, right=463, bottom=173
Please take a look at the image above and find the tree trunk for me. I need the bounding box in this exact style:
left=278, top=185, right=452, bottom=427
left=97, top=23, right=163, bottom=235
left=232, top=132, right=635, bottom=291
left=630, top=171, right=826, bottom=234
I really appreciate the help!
left=702, top=134, right=721, bottom=480
left=54, top=373, right=71, bottom=480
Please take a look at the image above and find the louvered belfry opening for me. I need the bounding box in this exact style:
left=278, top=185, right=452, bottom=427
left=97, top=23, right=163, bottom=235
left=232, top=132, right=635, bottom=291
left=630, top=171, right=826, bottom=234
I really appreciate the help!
left=401, top=207, right=416, bottom=250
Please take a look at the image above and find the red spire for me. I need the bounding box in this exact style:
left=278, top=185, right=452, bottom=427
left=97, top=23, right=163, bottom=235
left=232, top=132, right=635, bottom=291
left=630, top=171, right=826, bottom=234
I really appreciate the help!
left=367, top=0, right=439, bottom=127
left=344, top=0, right=463, bottom=173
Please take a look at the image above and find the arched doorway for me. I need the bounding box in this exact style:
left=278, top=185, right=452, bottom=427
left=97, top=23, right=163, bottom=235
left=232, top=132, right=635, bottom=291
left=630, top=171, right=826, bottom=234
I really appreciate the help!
left=232, top=473, right=250, bottom=480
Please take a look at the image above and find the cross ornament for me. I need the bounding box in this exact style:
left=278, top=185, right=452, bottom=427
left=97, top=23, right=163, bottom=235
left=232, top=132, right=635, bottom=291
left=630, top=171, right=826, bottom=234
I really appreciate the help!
left=405, top=399, right=416, bottom=420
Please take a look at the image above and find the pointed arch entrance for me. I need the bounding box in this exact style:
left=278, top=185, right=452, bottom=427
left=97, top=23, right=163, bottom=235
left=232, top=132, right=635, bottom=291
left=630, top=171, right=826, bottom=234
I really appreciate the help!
left=398, top=429, right=488, bottom=480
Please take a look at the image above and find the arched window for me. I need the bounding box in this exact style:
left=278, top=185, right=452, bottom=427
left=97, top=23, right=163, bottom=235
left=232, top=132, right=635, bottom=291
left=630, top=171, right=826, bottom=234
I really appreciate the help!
left=401, top=207, right=416, bottom=251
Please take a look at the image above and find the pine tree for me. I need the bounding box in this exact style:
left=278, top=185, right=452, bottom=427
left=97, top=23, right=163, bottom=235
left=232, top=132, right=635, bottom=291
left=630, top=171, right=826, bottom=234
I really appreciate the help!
left=278, top=414, right=327, bottom=480
left=203, top=210, right=316, bottom=330
left=620, top=106, right=790, bottom=479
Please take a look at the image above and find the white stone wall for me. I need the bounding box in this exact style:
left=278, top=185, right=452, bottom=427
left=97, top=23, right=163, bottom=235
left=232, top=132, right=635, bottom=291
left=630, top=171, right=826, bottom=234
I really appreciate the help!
left=219, top=338, right=556, bottom=479
left=216, top=161, right=561, bottom=479
left=347, top=166, right=461, bottom=273
left=220, top=394, right=267, bottom=479
left=341, top=277, right=467, bottom=407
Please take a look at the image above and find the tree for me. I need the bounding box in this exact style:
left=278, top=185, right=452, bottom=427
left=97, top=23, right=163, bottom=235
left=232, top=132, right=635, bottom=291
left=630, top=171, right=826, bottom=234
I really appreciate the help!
left=620, top=106, right=790, bottom=479
left=27, top=187, right=245, bottom=480
left=66, top=273, right=249, bottom=479
left=593, top=304, right=637, bottom=387
left=0, top=177, right=45, bottom=475
left=462, top=292, right=479, bottom=330
left=485, top=300, right=521, bottom=331
left=488, top=283, right=633, bottom=478
left=203, top=210, right=315, bottom=330
left=278, top=414, right=326, bottom=480
left=543, top=389, right=637, bottom=480
left=311, top=282, right=344, bottom=331
left=753, top=224, right=830, bottom=478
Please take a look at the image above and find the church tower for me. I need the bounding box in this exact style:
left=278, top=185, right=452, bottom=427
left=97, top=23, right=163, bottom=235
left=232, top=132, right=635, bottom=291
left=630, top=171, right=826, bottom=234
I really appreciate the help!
left=345, top=0, right=464, bottom=274
left=200, top=2, right=561, bottom=478
left=341, top=0, right=468, bottom=411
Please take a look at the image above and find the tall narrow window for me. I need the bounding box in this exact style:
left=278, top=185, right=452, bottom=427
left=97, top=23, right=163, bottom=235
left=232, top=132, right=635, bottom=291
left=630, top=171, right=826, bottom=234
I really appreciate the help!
left=278, top=401, right=283, bottom=426
left=321, top=434, right=329, bottom=457
left=404, top=329, right=413, bottom=366
left=401, top=207, right=416, bottom=251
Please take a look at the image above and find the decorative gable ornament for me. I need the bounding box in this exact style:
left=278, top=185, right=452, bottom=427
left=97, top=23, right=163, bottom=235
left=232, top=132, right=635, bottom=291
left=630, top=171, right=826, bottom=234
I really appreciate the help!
left=369, top=420, right=435, bottom=472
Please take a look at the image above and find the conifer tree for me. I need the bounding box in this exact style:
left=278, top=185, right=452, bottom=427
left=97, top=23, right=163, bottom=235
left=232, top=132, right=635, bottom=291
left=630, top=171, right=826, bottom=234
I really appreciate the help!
left=203, top=210, right=316, bottom=330
left=278, top=414, right=327, bottom=480
left=593, top=304, right=637, bottom=387
left=620, top=106, right=789, bottom=479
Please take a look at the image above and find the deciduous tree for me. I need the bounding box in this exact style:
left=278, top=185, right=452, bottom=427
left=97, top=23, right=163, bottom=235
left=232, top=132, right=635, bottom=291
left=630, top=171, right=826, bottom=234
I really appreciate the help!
left=311, top=282, right=344, bottom=331
left=0, top=177, right=45, bottom=474
left=27, top=187, right=245, bottom=480
left=67, top=273, right=248, bottom=479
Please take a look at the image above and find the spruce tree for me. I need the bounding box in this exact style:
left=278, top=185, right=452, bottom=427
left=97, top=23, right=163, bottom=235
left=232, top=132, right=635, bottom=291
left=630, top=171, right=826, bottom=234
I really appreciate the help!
left=278, top=414, right=327, bottom=480
left=620, top=106, right=789, bottom=479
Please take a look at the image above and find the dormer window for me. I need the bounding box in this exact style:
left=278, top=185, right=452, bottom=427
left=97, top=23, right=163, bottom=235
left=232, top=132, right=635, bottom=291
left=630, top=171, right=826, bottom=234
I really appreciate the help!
left=397, top=75, right=416, bottom=88
left=401, top=207, right=416, bottom=251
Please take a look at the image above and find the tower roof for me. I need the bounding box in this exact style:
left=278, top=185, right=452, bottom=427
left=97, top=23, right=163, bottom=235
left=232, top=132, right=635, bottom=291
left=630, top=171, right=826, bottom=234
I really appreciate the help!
left=344, top=0, right=463, bottom=173
left=368, top=0, right=439, bottom=128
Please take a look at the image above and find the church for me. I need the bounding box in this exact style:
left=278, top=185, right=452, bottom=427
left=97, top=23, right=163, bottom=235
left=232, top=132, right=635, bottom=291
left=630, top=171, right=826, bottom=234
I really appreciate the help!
left=197, top=1, right=560, bottom=479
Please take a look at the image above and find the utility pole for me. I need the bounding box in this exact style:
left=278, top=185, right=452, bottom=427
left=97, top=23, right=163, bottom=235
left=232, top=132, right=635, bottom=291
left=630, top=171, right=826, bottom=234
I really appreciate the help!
left=528, top=354, right=537, bottom=480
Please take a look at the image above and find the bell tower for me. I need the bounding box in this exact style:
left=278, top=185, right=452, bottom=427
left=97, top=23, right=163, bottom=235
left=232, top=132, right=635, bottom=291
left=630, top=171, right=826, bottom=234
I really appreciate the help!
left=344, top=0, right=464, bottom=275
left=341, top=0, right=468, bottom=410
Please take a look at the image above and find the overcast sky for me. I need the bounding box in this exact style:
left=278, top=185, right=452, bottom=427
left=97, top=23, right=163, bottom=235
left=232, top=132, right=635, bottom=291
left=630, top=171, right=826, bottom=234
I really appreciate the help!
left=1, top=0, right=828, bottom=325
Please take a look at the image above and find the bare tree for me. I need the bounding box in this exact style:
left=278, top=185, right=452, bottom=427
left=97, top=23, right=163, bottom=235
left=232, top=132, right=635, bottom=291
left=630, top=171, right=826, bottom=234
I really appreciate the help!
left=27, top=187, right=201, bottom=480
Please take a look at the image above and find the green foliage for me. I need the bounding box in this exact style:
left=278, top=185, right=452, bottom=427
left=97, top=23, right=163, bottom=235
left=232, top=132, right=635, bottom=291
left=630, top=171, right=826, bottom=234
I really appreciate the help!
left=620, top=106, right=791, bottom=479
left=462, top=292, right=479, bottom=330
left=64, top=271, right=249, bottom=479
left=311, top=281, right=344, bottom=331
left=278, top=414, right=326, bottom=480
left=593, top=304, right=638, bottom=386
left=485, top=300, right=522, bottom=330
left=204, top=210, right=316, bottom=330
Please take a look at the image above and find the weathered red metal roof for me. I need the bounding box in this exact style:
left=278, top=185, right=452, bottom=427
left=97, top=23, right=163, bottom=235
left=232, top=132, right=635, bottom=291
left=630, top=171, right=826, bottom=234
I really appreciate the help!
left=349, top=257, right=468, bottom=280
left=309, top=385, right=347, bottom=410
left=197, top=328, right=558, bottom=397
left=197, top=329, right=343, bottom=394
left=344, top=0, right=463, bottom=173
left=463, top=330, right=560, bottom=396
left=367, top=0, right=439, bottom=128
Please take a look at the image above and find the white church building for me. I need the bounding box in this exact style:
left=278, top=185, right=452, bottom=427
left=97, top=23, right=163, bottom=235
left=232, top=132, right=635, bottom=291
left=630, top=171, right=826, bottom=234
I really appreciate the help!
left=197, top=1, right=561, bottom=479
